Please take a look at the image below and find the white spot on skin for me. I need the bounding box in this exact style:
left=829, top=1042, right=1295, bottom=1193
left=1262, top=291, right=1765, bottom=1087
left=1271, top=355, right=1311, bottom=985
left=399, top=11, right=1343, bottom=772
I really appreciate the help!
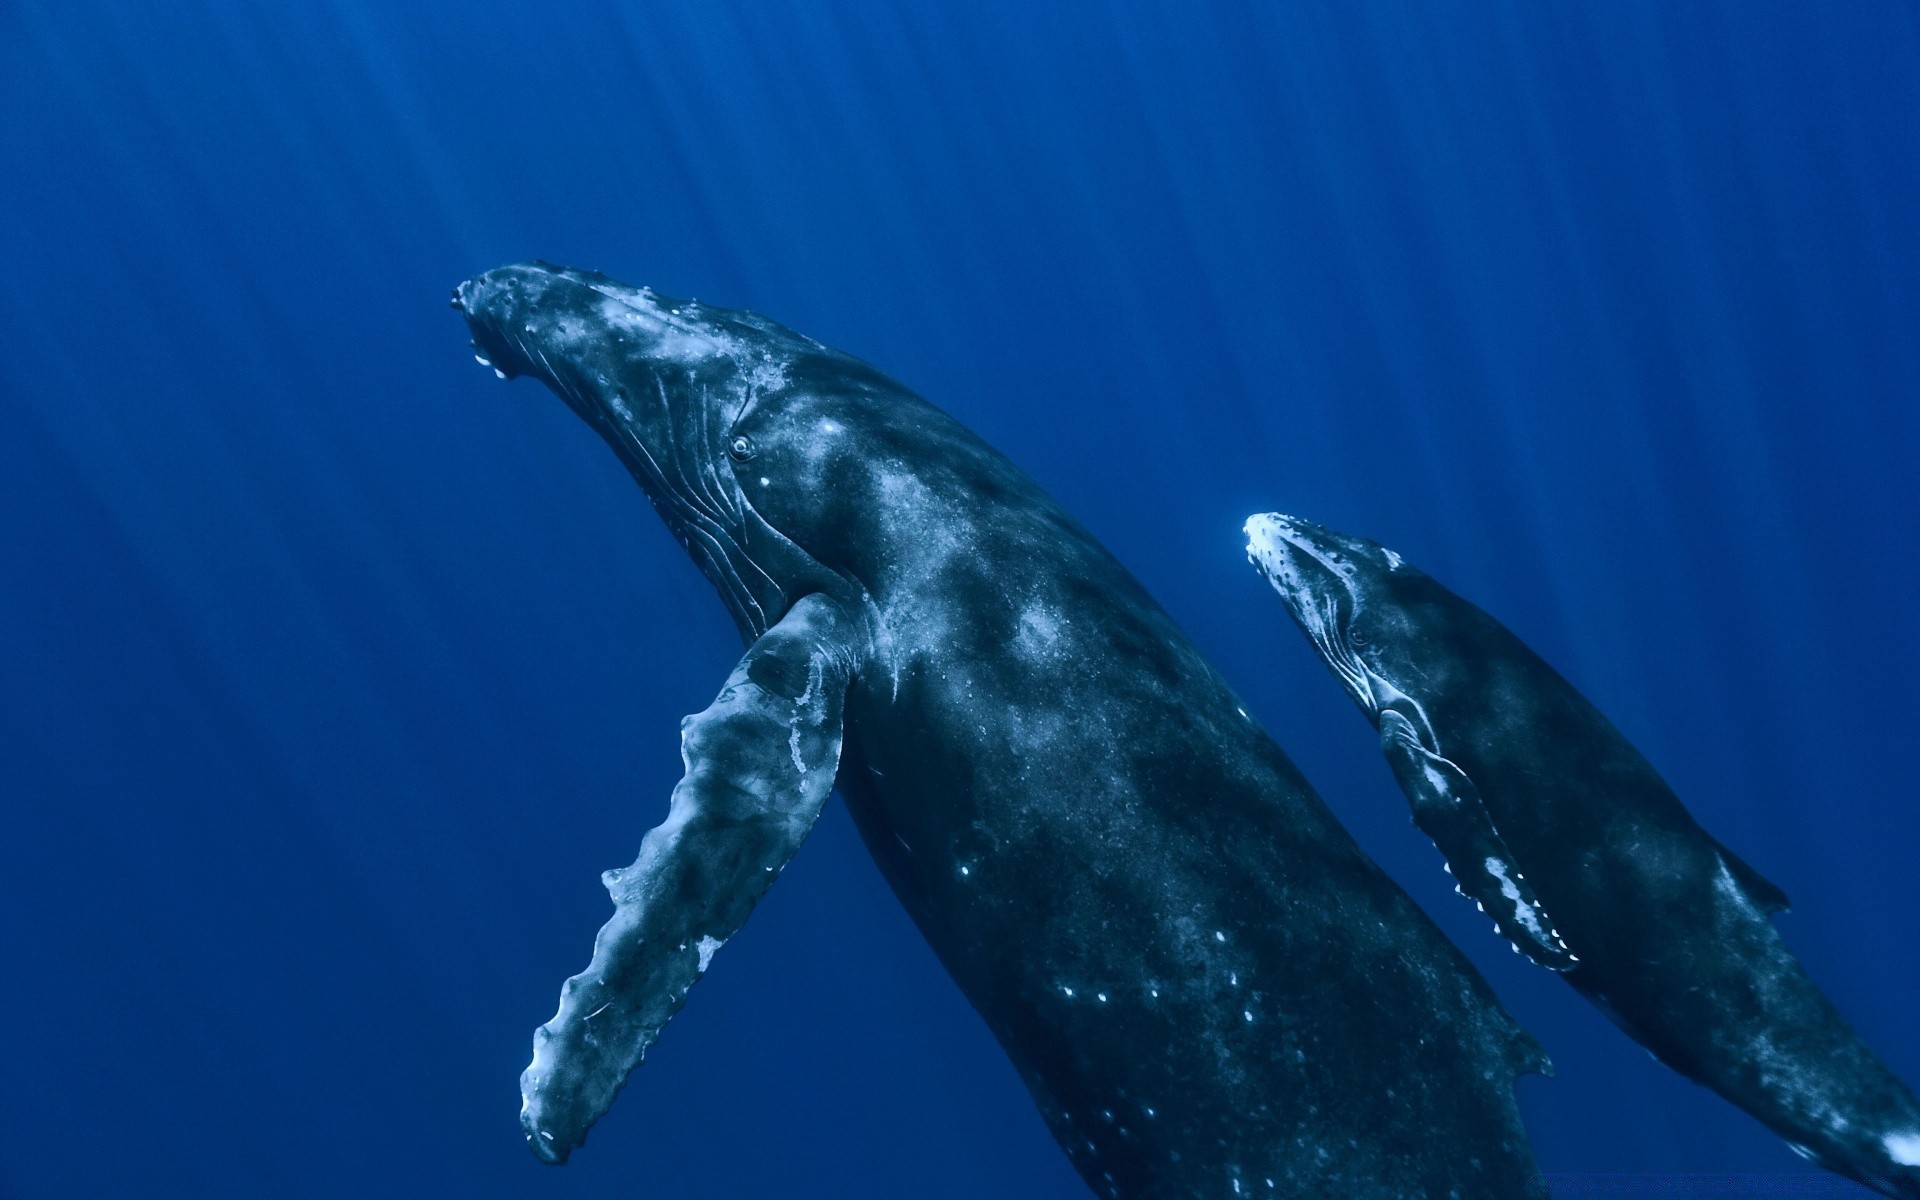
left=1215, top=930, right=1227, bottom=943
left=1062, top=986, right=1075, bottom=998
left=1014, top=603, right=1067, bottom=661
left=1887, top=1132, right=1920, bottom=1166
left=694, top=935, right=724, bottom=971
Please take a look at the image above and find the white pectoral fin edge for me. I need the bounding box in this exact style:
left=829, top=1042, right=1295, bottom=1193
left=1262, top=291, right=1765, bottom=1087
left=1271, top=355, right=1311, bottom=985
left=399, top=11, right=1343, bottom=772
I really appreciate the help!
left=1377, top=711, right=1579, bottom=973
left=519, top=594, right=860, bottom=1163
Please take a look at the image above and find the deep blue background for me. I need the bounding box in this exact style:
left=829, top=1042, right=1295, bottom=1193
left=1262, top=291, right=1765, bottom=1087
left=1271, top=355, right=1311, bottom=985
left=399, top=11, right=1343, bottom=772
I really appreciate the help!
left=4, top=3, right=1917, bottom=1196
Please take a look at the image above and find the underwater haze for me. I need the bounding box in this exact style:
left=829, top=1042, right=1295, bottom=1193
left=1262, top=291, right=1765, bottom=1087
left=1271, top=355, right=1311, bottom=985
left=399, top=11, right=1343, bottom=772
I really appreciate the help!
left=4, top=2, right=1918, bottom=1196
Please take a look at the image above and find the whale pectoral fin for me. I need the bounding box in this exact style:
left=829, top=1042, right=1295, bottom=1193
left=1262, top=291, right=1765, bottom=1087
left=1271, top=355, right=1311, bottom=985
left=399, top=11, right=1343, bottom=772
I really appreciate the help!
left=1378, top=711, right=1579, bottom=973
left=1713, top=840, right=1791, bottom=914
left=519, top=594, right=862, bottom=1164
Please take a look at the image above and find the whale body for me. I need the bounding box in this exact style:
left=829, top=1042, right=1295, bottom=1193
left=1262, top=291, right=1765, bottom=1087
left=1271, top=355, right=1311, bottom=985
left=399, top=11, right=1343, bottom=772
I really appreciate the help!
left=1248, top=511, right=1920, bottom=1198
left=453, top=263, right=1549, bottom=1198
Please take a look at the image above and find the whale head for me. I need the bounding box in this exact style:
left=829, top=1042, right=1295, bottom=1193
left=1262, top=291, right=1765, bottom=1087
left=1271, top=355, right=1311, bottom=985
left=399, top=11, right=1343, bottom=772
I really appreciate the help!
left=1244, top=513, right=1420, bottom=720
left=454, top=261, right=845, bottom=639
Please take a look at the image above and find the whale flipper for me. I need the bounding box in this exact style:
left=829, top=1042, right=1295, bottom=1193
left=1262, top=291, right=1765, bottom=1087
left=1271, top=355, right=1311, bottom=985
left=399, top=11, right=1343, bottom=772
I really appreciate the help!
left=519, top=594, right=862, bottom=1165
left=1379, top=710, right=1579, bottom=973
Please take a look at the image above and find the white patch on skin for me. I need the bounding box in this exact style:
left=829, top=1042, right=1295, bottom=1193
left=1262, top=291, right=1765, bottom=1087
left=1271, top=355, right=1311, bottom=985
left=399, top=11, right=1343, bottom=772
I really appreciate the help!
left=1711, top=856, right=1764, bottom=919
left=593, top=295, right=727, bottom=364
left=868, top=466, right=975, bottom=664
left=1484, top=855, right=1565, bottom=952
left=1014, top=603, right=1066, bottom=661
left=745, top=357, right=787, bottom=393
left=694, top=935, right=724, bottom=972
left=1886, top=1132, right=1920, bottom=1166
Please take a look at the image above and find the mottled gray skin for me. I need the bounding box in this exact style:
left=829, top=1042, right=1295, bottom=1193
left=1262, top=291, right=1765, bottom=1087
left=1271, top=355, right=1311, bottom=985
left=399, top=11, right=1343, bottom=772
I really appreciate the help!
left=455, top=262, right=1548, bottom=1198
left=1248, top=513, right=1920, bottom=1198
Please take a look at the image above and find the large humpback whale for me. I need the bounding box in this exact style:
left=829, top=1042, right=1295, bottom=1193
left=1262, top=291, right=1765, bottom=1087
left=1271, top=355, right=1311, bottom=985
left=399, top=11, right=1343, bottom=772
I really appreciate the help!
left=1246, top=512, right=1920, bottom=1198
left=453, top=262, right=1548, bottom=1198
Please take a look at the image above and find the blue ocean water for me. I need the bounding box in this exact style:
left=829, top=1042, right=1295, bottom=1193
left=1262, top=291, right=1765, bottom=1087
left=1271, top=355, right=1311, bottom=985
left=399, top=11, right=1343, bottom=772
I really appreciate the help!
left=4, top=3, right=1917, bottom=1196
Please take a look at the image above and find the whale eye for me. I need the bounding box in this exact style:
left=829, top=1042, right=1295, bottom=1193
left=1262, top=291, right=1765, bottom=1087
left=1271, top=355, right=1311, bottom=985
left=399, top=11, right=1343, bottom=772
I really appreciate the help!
left=728, top=435, right=756, bottom=462
left=1351, top=631, right=1368, bottom=647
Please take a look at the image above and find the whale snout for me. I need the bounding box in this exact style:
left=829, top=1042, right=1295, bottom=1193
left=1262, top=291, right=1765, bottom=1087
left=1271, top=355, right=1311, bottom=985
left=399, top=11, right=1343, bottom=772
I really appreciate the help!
left=1246, top=511, right=1400, bottom=587
left=452, top=262, right=577, bottom=382
left=1244, top=512, right=1317, bottom=590
left=452, top=260, right=745, bottom=392
left=453, top=261, right=666, bottom=397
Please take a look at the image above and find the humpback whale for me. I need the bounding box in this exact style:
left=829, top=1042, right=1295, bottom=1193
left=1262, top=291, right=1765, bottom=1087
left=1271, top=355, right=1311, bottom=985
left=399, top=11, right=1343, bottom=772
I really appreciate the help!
left=453, top=262, right=1548, bottom=1198
left=1247, top=511, right=1920, bottom=1198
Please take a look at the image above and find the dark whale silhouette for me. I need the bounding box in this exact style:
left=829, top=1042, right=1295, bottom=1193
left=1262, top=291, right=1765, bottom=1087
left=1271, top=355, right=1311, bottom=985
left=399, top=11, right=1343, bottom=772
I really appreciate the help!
left=453, top=262, right=1548, bottom=1198
left=1248, top=511, right=1920, bottom=1198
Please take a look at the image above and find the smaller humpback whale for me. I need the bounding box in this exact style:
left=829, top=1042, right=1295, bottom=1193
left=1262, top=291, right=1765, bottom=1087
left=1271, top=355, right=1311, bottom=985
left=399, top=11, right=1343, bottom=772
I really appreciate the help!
left=452, top=262, right=1552, bottom=1197
left=1246, top=512, right=1920, bottom=1198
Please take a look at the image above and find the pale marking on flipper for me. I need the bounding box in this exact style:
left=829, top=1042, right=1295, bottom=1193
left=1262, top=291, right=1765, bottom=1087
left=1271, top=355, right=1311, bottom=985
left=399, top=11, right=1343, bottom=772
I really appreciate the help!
left=1484, top=855, right=1564, bottom=951
left=1379, top=710, right=1579, bottom=972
